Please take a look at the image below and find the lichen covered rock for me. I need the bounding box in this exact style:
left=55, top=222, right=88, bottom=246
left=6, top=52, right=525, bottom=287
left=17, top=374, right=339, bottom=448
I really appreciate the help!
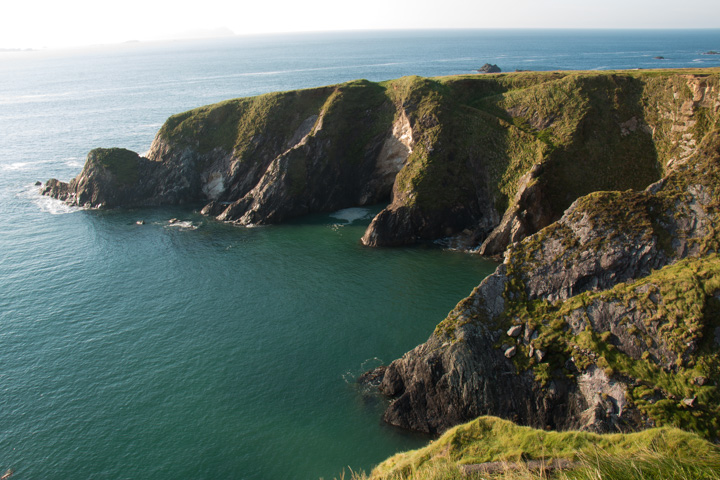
left=371, top=128, right=720, bottom=438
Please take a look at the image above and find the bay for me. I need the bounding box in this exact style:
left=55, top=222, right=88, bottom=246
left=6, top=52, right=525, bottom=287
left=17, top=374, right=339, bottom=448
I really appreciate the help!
left=1, top=29, right=719, bottom=479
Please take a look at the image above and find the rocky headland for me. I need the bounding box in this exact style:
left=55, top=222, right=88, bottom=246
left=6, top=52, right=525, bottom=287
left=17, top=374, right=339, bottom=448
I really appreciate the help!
left=43, top=69, right=720, bottom=441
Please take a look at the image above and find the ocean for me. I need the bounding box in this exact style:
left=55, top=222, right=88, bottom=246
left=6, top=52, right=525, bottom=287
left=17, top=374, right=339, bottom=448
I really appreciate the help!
left=1, top=29, right=719, bottom=479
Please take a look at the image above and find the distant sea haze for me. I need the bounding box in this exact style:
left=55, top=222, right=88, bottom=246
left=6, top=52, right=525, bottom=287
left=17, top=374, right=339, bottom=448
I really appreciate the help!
left=0, top=29, right=718, bottom=480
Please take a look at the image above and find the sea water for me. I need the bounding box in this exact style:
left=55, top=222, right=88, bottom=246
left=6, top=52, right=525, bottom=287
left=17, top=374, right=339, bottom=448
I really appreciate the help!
left=1, top=30, right=719, bottom=479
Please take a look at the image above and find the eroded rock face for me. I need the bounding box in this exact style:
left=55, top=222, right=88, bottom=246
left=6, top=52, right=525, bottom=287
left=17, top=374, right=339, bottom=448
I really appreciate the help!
left=478, top=164, right=554, bottom=256
left=370, top=129, right=720, bottom=435
left=42, top=72, right=720, bottom=256
left=40, top=148, right=174, bottom=208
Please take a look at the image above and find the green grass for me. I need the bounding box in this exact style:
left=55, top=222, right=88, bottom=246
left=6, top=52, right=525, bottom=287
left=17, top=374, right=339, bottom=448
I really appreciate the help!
left=87, top=148, right=141, bottom=185
left=343, top=416, right=720, bottom=480
left=151, top=68, right=720, bottom=237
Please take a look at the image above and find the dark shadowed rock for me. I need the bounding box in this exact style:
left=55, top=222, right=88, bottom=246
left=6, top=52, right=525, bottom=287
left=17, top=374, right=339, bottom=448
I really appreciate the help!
left=372, top=129, right=720, bottom=435
left=477, top=63, right=501, bottom=73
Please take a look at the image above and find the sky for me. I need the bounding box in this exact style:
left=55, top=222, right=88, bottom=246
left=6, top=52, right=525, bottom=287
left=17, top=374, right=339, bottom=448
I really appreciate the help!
left=1, top=0, right=719, bottom=50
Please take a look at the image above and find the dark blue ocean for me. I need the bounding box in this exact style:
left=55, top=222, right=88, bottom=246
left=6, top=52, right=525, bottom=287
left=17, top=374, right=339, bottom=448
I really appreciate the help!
left=1, top=30, right=719, bottom=479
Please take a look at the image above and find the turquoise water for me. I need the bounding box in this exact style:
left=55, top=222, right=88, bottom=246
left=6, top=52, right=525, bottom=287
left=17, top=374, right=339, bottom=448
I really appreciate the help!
left=1, top=30, right=719, bottom=479
left=1, top=204, right=495, bottom=479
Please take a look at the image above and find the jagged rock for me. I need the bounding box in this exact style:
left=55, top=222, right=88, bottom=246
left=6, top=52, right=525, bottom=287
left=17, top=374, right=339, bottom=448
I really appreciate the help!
left=504, top=346, right=517, bottom=358
left=357, top=366, right=387, bottom=389
left=507, top=325, right=523, bottom=337
left=477, top=63, right=501, bottom=73
left=371, top=129, right=720, bottom=435
left=683, top=397, right=697, bottom=408
left=478, top=164, right=554, bottom=256
left=41, top=148, right=164, bottom=208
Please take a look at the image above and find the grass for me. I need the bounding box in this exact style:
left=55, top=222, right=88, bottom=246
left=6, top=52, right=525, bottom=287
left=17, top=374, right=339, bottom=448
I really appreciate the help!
left=87, top=147, right=141, bottom=185
left=341, top=416, right=720, bottom=480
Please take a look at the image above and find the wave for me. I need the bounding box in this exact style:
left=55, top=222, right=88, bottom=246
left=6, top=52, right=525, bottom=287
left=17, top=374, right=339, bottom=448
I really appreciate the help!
left=0, top=162, right=32, bottom=171
left=21, top=185, right=80, bottom=215
left=329, top=207, right=373, bottom=223
left=164, top=220, right=197, bottom=230
left=0, top=91, right=76, bottom=106
left=65, top=158, right=84, bottom=168
left=1, top=157, right=85, bottom=173
left=342, top=357, right=384, bottom=384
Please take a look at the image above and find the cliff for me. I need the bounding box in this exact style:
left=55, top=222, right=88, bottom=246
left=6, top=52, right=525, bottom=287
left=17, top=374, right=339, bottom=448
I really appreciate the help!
left=43, top=69, right=720, bottom=440
left=43, top=69, right=719, bottom=255
left=370, top=126, right=720, bottom=439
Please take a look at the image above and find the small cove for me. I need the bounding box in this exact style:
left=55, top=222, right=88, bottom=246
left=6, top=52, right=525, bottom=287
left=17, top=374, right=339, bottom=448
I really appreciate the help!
left=0, top=204, right=496, bottom=479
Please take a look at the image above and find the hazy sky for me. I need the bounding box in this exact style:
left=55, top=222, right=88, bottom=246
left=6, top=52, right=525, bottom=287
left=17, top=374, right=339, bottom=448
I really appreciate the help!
left=2, top=0, right=719, bottom=49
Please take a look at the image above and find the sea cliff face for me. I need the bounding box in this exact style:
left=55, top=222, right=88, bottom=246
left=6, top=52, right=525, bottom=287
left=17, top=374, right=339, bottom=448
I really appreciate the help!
left=43, top=69, right=720, bottom=439
left=44, top=70, right=719, bottom=254
left=372, top=126, right=720, bottom=439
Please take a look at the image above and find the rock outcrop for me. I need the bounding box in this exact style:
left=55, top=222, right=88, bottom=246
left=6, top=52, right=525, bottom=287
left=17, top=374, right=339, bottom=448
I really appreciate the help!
left=477, top=63, right=502, bottom=73
left=42, top=70, right=720, bottom=256
left=370, top=128, right=720, bottom=438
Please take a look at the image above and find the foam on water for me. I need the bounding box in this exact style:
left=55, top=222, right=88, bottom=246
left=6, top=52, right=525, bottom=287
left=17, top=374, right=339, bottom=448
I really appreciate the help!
left=164, top=220, right=197, bottom=230
left=64, top=158, right=84, bottom=168
left=19, top=184, right=80, bottom=215
left=329, top=207, right=373, bottom=224
left=31, top=194, right=79, bottom=215
left=1, top=162, right=32, bottom=171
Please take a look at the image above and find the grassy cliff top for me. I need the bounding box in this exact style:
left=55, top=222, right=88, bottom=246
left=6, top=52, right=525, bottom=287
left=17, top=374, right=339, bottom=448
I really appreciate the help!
left=153, top=68, right=720, bottom=225
left=360, top=416, right=720, bottom=480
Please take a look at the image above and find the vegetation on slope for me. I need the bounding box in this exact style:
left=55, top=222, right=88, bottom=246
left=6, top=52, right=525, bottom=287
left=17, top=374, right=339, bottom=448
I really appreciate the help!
left=87, top=148, right=141, bottom=185
left=490, top=129, right=720, bottom=439
left=352, top=416, right=720, bottom=480
left=136, top=69, right=720, bottom=245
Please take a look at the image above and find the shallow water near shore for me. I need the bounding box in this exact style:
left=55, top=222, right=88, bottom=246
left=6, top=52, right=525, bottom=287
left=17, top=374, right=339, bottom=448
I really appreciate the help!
left=1, top=29, right=719, bottom=479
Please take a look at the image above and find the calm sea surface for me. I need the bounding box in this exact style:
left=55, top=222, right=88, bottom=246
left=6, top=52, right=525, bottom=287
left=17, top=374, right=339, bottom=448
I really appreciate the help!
left=1, top=30, right=719, bottom=479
